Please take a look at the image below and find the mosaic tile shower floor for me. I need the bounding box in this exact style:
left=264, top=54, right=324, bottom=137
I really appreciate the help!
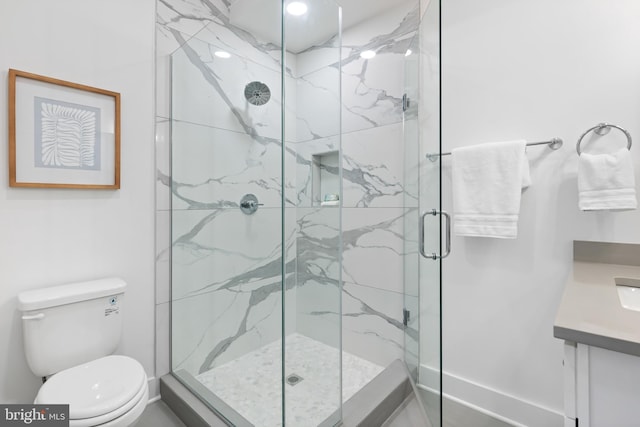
left=196, top=333, right=384, bottom=427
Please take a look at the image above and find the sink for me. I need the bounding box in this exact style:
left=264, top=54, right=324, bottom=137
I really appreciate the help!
left=616, top=277, right=640, bottom=312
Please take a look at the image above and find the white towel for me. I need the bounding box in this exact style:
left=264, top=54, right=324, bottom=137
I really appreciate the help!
left=452, top=140, right=530, bottom=239
left=578, top=148, right=637, bottom=211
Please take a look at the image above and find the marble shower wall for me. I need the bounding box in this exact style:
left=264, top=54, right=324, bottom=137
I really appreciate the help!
left=156, top=0, right=298, bottom=377
left=296, top=0, right=421, bottom=369
left=155, top=0, right=422, bottom=384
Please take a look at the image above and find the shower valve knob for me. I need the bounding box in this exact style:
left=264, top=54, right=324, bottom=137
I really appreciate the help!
left=239, top=194, right=263, bottom=215
left=241, top=200, right=263, bottom=209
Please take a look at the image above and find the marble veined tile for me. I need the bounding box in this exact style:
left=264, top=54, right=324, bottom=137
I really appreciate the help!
left=157, top=23, right=187, bottom=57
left=156, top=24, right=187, bottom=118
left=196, top=333, right=383, bottom=427
left=171, top=35, right=296, bottom=140
left=187, top=16, right=288, bottom=75
left=296, top=66, right=341, bottom=142
left=170, top=121, right=297, bottom=210
left=342, top=123, right=409, bottom=208
left=295, top=278, right=341, bottom=352
left=341, top=282, right=409, bottom=368
left=404, top=293, right=420, bottom=377
left=172, top=284, right=283, bottom=375
left=297, top=279, right=409, bottom=369
left=402, top=207, right=421, bottom=299
left=171, top=208, right=296, bottom=300
left=339, top=2, right=419, bottom=135
left=157, top=24, right=190, bottom=119
left=341, top=0, right=418, bottom=52
left=342, top=207, right=405, bottom=295
left=403, top=117, right=421, bottom=207
left=171, top=205, right=297, bottom=374
left=293, top=0, right=417, bottom=77
left=296, top=207, right=342, bottom=284
left=157, top=0, right=229, bottom=39
left=296, top=38, right=342, bottom=78
left=341, top=38, right=414, bottom=135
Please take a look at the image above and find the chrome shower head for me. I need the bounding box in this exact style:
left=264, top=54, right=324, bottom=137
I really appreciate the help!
left=244, top=81, right=271, bottom=106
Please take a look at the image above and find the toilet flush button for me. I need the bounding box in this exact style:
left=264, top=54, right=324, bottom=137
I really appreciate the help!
left=104, top=296, right=119, bottom=317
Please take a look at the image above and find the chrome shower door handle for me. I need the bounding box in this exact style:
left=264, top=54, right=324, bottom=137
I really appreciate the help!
left=419, top=209, right=451, bottom=260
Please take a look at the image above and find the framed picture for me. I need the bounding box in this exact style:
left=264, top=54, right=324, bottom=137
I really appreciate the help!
left=8, top=69, right=120, bottom=189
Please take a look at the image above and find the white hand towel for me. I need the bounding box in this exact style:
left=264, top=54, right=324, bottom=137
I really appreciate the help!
left=452, top=140, right=530, bottom=239
left=578, top=148, right=637, bottom=211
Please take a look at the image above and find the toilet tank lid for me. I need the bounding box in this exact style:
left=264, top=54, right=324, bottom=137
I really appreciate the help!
left=18, top=278, right=126, bottom=312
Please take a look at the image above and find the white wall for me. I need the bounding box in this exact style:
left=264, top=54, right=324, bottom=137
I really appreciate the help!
left=439, top=1, right=640, bottom=425
left=0, top=0, right=156, bottom=403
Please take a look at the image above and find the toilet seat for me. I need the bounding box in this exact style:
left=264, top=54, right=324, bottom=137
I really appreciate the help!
left=35, top=355, right=148, bottom=426
left=68, top=380, right=147, bottom=427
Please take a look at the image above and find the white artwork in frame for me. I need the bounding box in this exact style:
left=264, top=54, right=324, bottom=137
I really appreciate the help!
left=9, top=69, right=120, bottom=189
left=35, top=97, right=101, bottom=170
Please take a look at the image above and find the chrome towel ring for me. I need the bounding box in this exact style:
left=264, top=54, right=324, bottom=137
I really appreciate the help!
left=576, top=123, right=632, bottom=155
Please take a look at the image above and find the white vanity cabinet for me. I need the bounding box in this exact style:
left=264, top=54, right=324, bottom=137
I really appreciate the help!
left=556, top=242, right=640, bottom=427
left=563, top=341, right=640, bottom=427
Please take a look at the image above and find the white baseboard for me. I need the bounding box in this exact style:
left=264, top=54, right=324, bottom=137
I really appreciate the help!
left=420, top=364, right=564, bottom=427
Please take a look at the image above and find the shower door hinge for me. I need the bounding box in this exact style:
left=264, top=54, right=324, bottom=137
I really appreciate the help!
left=403, top=308, right=411, bottom=327
left=402, top=93, right=410, bottom=112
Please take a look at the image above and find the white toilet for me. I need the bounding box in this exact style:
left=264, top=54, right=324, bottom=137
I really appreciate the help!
left=18, top=277, right=148, bottom=427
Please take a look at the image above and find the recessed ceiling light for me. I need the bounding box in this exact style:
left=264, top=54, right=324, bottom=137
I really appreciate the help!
left=405, top=49, right=412, bottom=56
left=360, top=50, right=376, bottom=59
left=287, top=2, right=308, bottom=16
left=214, top=51, right=231, bottom=59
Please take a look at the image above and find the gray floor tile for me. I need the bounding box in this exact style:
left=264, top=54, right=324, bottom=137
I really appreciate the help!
left=417, top=388, right=515, bottom=427
left=137, top=389, right=514, bottom=427
left=383, top=396, right=432, bottom=427
left=137, top=400, right=187, bottom=427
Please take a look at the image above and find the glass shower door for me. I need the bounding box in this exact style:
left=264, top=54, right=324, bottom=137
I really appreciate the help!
left=409, top=1, right=442, bottom=425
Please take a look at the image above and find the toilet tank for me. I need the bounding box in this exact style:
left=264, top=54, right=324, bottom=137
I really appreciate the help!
left=18, top=277, right=126, bottom=378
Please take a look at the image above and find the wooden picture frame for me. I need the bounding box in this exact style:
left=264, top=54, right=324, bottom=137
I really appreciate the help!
left=8, top=69, right=120, bottom=189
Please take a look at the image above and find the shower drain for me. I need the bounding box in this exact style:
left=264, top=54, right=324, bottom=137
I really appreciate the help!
left=286, top=374, right=304, bottom=386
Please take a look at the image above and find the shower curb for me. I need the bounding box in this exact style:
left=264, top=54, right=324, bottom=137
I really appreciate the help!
left=342, top=359, right=431, bottom=427
left=160, top=374, right=232, bottom=427
left=160, top=360, right=431, bottom=427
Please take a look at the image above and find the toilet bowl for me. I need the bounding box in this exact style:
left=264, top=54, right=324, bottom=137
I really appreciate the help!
left=18, top=278, right=148, bottom=427
left=34, top=356, right=148, bottom=427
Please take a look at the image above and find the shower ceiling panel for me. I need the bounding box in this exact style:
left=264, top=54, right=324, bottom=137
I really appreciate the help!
left=228, top=0, right=401, bottom=53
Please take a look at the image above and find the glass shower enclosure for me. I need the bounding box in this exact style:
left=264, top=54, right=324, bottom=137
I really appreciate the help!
left=170, top=0, right=341, bottom=424
left=167, top=0, right=440, bottom=425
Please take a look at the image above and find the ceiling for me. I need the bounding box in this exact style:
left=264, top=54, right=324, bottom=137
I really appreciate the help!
left=228, top=0, right=403, bottom=53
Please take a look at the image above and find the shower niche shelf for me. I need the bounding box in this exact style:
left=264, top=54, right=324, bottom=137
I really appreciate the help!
left=312, top=151, right=340, bottom=207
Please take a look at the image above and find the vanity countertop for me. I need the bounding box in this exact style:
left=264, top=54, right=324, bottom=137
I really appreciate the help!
left=554, top=241, right=640, bottom=357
